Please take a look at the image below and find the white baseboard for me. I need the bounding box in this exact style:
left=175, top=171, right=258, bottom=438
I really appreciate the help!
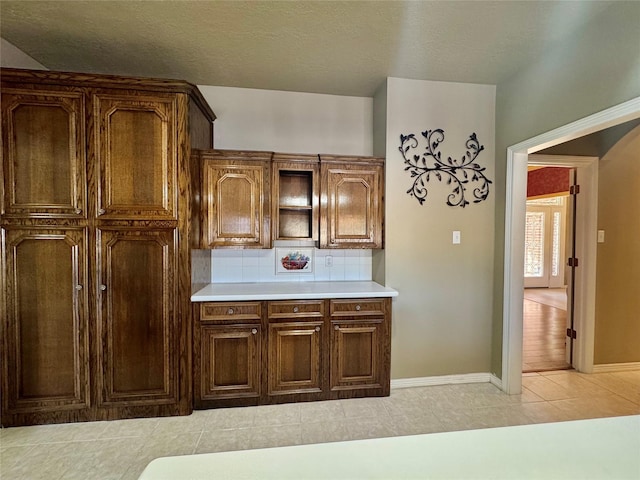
left=391, top=372, right=502, bottom=390
left=592, top=362, right=640, bottom=373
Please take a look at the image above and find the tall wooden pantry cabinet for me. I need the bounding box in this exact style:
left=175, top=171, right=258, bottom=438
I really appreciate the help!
left=0, top=68, right=216, bottom=426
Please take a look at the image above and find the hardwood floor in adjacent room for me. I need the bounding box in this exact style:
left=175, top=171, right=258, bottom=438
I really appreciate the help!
left=523, top=288, right=570, bottom=372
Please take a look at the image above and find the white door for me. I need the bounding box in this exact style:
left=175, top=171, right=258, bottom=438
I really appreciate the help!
left=524, top=197, right=566, bottom=288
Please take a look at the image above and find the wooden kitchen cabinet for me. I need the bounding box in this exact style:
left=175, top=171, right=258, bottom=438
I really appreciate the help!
left=193, top=298, right=390, bottom=409
left=1, top=88, right=87, bottom=218
left=329, top=299, right=391, bottom=397
left=0, top=68, right=216, bottom=426
left=96, top=228, right=178, bottom=407
left=93, top=93, right=177, bottom=219
left=267, top=300, right=326, bottom=399
left=198, top=149, right=272, bottom=248
left=320, top=155, right=384, bottom=249
left=2, top=227, right=91, bottom=416
left=194, top=302, right=263, bottom=408
left=198, top=150, right=384, bottom=248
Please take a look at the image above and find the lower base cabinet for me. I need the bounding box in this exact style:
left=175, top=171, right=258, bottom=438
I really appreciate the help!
left=194, top=297, right=391, bottom=409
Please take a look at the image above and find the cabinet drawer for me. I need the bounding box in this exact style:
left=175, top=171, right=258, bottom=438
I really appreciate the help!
left=201, top=302, right=262, bottom=321
left=329, top=299, right=386, bottom=317
left=268, top=300, right=325, bottom=319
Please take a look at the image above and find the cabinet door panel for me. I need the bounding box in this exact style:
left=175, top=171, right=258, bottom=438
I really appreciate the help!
left=331, top=320, right=383, bottom=391
left=94, top=94, right=176, bottom=219
left=199, top=325, right=261, bottom=400
left=268, top=322, right=322, bottom=395
left=97, top=228, right=177, bottom=406
left=3, top=228, right=89, bottom=412
left=321, top=163, right=383, bottom=248
left=203, top=162, right=268, bottom=247
left=1, top=90, right=85, bottom=217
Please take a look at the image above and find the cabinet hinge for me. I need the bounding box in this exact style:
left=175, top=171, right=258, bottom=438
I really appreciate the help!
left=567, top=257, right=579, bottom=267
left=566, top=328, right=577, bottom=339
left=570, top=185, right=580, bottom=195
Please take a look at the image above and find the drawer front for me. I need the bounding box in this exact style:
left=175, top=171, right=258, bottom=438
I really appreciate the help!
left=268, top=300, right=325, bottom=319
left=329, top=299, right=386, bottom=317
left=200, top=302, right=262, bottom=321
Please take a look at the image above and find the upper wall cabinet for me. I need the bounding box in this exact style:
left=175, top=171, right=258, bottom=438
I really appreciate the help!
left=320, top=155, right=384, bottom=249
left=197, top=150, right=272, bottom=249
left=196, top=150, right=385, bottom=249
left=272, top=153, right=320, bottom=242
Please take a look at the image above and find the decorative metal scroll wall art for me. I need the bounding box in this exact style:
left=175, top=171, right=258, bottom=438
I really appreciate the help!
left=399, top=129, right=492, bottom=208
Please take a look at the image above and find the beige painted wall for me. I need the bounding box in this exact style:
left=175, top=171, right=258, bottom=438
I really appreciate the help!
left=594, top=126, right=640, bottom=364
left=381, top=77, right=496, bottom=378
left=492, top=2, right=640, bottom=376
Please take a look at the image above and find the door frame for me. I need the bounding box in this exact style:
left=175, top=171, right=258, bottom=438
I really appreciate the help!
left=501, top=96, right=640, bottom=394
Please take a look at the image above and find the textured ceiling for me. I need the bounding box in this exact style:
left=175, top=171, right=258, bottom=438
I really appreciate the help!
left=0, top=1, right=616, bottom=96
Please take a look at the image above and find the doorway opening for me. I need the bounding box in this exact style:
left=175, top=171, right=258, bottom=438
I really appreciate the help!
left=522, top=165, right=573, bottom=373
left=501, top=96, right=640, bottom=395
left=523, top=191, right=571, bottom=372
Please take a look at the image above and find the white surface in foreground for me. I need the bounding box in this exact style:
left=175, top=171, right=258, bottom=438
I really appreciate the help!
left=139, top=415, right=640, bottom=479
left=191, top=281, right=399, bottom=301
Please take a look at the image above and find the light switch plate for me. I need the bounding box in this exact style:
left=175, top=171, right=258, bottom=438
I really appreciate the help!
left=597, top=230, right=605, bottom=243
left=453, top=231, right=461, bottom=244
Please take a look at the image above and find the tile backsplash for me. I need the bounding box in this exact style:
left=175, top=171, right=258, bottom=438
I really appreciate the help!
left=208, top=247, right=372, bottom=283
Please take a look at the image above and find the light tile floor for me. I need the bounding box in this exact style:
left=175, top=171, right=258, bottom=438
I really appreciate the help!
left=1, top=369, right=639, bottom=480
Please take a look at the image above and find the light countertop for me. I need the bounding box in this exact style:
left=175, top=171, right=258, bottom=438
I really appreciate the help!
left=191, top=281, right=398, bottom=302
left=139, top=415, right=640, bottom=479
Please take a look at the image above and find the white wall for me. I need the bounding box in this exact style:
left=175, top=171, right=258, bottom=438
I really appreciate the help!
left=1, top=38, right=47, bottom=69
left=381, top=77, right=496, bottom=378
left=198, top=85, right=373, bottom=155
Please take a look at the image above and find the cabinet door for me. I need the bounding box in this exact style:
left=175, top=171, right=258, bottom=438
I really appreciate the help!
left=320, top=162, right=383, bottom=248
left=93, top=93, right=176, bottom=219
left=96, top=228, right=178, bottom=407
left=330, top=319, right=386, bottom=393
left=1, top=89, right=86, bottom=217
left=2, top=228, right=90, bottom=414
left=268, top=321, right=323, bottom=395
left=199, top=324, right=261, bottom=401
left=202, top=159, right=270, bottom=248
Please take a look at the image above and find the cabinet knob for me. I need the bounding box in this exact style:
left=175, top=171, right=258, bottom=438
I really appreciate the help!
left=75, top=284, right=83, bottom=290
left=98, top=208, right=106, bottom=215
left=251, top=328, right=257, bottom=335
left=355, top=305, right=361, bottom=311
left=315, top=326, right=320, bottom=332
left=293, top=306, right=299, bottom=313
left=100, top=284, right=107, bottom=291
left=334, top=325, right=339, bottom=331
left=228, top=308, right=234, bottom=315
left=74, top=208, right=82, bottom=214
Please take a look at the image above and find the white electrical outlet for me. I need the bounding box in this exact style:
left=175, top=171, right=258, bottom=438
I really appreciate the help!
left=325, top=255, right=333, bottom=267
